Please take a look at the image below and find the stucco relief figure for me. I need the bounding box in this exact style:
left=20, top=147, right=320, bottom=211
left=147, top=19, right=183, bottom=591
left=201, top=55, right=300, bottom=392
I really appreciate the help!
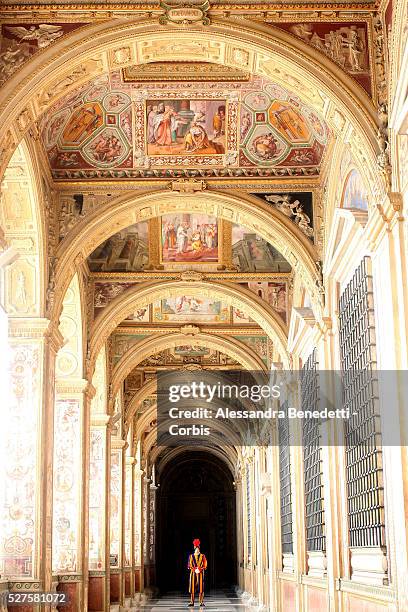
left=343, top=30, right=364, bottom=71
left=265, top=194, right=314, bottom=239
left=5, top=25, right=63, bottom=48
left=14, top=271, right=28, bottom=309
left=0, top=42, right=28, bottom=83
left=289, top=23, right=367, bottom=73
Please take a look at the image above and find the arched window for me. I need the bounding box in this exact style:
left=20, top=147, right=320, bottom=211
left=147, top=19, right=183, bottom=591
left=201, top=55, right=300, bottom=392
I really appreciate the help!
left=341, top=169, right=369, bottom=210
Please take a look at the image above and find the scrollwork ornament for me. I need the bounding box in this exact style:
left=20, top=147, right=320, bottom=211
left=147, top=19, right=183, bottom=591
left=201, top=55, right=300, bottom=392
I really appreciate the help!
left=46, top=255, right=59, bottom=315
left=373, top=16, right=387, bottom=108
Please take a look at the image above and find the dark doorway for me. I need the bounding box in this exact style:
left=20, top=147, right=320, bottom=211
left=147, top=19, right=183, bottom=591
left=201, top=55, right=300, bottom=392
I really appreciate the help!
left=156, top=450, right=237, bottom=594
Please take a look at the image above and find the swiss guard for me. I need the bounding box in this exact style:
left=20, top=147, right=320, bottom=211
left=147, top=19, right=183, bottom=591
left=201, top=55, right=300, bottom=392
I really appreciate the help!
left=188, top=538, right=208, bottom=607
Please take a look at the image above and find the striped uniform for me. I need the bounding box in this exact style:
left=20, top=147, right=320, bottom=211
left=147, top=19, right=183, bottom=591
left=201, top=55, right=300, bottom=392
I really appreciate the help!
left=188, top=551, right=208, bottom=603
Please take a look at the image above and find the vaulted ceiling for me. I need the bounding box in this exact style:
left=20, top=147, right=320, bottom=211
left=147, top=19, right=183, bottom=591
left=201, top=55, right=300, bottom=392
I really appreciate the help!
left=40, top=70, right=330, bottom=181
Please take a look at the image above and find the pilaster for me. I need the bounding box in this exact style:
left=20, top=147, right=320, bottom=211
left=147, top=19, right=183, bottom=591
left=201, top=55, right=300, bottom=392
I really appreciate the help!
left=7, top=318, right=63, bottom=612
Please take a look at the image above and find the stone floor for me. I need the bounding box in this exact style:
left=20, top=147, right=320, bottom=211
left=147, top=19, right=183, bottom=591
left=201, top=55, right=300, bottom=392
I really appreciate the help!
left=121, top=590, right=257, bottom=611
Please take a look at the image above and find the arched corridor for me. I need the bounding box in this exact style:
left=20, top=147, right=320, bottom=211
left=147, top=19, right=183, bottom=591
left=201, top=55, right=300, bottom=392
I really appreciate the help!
left=0, top=2, right=408, bottom=611
left=156, top=451, right=237, bottom=594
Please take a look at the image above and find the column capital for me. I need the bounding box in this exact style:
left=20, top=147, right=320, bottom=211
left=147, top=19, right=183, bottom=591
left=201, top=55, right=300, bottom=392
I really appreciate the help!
left=366, top=192, right=404, bottom=250
left=111, top=438, right=127, bottom=450
left=9, top=317, right=64, bottom=350
left=91, top=414, right=111, bottom=427
left=56, top=377, right=93, bottom=396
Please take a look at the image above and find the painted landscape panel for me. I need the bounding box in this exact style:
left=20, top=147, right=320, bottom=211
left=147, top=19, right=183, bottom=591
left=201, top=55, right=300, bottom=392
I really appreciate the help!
left=153, top=297, right=229, bottom=323
left=88, top=222, right=149, bottom=272
left=232, top=224, right=291, bottom=272
left=245, top=281, right=288, bottom=323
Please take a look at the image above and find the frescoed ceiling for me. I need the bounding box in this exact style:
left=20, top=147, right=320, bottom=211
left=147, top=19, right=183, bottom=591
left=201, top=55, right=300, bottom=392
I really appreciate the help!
left=39, top=71, right=331, bottom=180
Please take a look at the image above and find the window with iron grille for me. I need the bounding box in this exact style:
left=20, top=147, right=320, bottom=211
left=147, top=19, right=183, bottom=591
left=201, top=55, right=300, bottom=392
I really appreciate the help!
left=246, top=469, right=252, bottom=560
left=301, top=349, right=326, bottom=552
left=339, top=257, right=385, bottom=548
left=279, top=402, right=293, bottom=554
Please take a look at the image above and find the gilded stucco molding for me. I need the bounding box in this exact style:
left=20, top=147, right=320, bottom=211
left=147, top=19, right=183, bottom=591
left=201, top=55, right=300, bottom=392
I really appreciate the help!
left=89, top=279, right=289, bottom=375
left=52, top=189, right=322, bottom=330
left=110, top=331, right=267, bottom=400
left=0, top=19, right=382, bottom=191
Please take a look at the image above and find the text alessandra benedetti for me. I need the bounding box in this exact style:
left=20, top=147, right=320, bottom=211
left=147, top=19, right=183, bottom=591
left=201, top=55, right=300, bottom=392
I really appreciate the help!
left=213, top=407, right=350, bottom=419
left=167, top=407, right=351, bottom=420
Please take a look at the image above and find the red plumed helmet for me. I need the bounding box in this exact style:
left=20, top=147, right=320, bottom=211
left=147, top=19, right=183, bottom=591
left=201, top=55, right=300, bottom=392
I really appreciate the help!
left=193, top=539, right=200, bottom=547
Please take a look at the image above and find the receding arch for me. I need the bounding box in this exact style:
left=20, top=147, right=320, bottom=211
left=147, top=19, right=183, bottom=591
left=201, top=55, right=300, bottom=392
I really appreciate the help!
left=0, top=20, right=385, bottom=253
left=0, top=18, right=379, bottom=155
left=111, top=332, right=268, bottom=399
left=90, top=279, right=289, bottom=373
left=55, top=189, right=321, bottom=325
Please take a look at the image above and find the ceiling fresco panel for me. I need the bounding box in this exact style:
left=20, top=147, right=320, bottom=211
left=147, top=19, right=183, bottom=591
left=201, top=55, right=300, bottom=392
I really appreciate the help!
left=41, top=72, right=330, bottom=180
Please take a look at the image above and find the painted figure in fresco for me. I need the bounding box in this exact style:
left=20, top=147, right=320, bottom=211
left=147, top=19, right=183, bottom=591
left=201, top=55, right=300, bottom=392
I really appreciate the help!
left=163, top=221, right=177, bottom=249
left=251, top=132, right=279, bottom=160
left=147, top=105, right=158, bottom=144
left=152, top=103, right=185, bottom=146
left=270, top=104, right=307, bottom=140
left=213, top=105, right=226, bottom=138
left=184, top=120, right=211, bottom=153
left=89, top=132, right=122, bottom=163
left=191, top=229, right=204, bottom=253
left=176, top=223, right=189, bottom=253
left=63, top=104, right=101, bottom=143
left=241, top=112, right=251, bottom=139
left=188, top=539, right=207, bottom=607
left=152, top=103, right=172, bottom=146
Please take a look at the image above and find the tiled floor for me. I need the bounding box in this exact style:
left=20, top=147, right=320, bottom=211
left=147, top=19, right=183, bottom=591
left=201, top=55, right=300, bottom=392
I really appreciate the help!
left=134, top=590, right=255, bottom=611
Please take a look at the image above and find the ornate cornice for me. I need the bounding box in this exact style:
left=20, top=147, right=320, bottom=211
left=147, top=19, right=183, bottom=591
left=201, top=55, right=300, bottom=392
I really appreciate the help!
left=0, top=4, right=379, bottom=15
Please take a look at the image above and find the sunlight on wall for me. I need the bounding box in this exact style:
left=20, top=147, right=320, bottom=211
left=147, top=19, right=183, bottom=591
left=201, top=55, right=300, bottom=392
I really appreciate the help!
left=52, top=400, right=81, bottom=573
left=1, top=342, right=39, bottom=577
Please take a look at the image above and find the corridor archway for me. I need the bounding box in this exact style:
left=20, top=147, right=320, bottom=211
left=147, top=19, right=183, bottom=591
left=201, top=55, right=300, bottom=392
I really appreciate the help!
left=155, top=450, right=237, bottom=595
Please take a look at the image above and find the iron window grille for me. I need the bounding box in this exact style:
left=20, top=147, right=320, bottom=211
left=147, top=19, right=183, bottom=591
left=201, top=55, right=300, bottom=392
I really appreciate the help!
left=246, top=469, right=252, bottom=560
left=278, top=402, right=293, bottom=554
left=339, top=257, right=385, bottom=548
left=301, top=349, right=326, bottom=552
